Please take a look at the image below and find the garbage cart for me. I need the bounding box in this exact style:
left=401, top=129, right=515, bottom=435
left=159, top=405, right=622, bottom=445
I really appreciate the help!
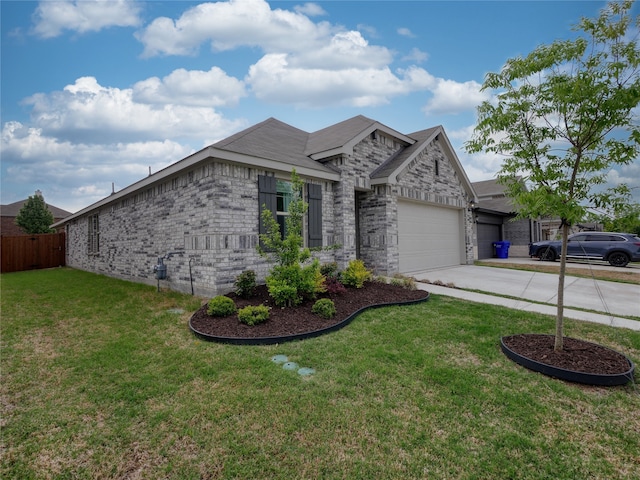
left=493, top=241, right=511, bottom=259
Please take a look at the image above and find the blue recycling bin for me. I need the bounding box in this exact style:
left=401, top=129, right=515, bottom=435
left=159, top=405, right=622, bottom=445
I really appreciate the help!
left=493, top=241, right=511, bottom=259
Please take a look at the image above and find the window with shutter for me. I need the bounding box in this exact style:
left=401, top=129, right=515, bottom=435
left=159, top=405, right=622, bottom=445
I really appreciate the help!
left=88, top=214, right=99, bottom=255
left=258, top=175, right=277, bottom=237
left=307, top=183, right=323, bottom=247
left=258, top=175, right=322, bottom=247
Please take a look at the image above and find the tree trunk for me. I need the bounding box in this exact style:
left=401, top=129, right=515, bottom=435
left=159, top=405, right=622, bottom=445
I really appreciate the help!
left=555, top=223, right=570, bottom=351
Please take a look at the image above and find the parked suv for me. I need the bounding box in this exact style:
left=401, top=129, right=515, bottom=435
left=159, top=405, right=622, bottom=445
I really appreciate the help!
left=529, top=232, right=640, bottom=267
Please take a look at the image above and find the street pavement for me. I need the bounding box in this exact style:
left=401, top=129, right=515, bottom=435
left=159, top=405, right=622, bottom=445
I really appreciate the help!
left=407, top=258, right=640, bottom=331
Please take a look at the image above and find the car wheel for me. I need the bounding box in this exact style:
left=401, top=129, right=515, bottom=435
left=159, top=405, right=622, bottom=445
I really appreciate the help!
left=608, top=252, right=629, bottom=267
left=539, top=248, right=556, bottom=261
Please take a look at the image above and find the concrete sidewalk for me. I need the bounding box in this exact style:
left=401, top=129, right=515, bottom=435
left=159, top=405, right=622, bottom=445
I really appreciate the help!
left=409, top=264, right=640, bottom=331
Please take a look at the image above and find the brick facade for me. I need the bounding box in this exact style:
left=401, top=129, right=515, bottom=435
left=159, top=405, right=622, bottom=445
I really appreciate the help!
left=62, top=117, right=476, bottom=297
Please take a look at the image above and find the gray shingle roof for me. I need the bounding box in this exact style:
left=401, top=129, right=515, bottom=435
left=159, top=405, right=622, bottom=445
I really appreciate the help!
left=370, top=126, right=440, bottom=180
left=1, top=198, right=72, bottom=218
left=305, top=115, right=378, bottom=156
left=472, top=179, right=517, bottom=214
left=212, top=117, right=332, bottom=173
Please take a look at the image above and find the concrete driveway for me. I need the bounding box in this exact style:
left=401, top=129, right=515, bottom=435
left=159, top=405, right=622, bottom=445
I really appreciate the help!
left=408, top=261, right=640, bottom=331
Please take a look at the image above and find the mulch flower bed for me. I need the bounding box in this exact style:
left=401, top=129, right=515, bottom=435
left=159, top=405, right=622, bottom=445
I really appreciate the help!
left=190, top=282, right=633, bottom=379
left=189, top=281, right=427, bottom=339
left=502, top=333, right=633, bottom=375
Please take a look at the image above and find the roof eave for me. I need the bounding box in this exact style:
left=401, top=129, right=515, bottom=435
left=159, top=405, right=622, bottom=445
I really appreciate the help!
left=213, top=149, right=341, bottom=181
left=310, top=122, right=414, bottom=161
left=371, top=127, right=478, bottom=203
left=52, top=146, right=340, bottom=227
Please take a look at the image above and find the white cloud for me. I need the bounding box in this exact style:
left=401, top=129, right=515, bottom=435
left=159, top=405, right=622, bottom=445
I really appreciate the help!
left=423, top=78, right=490, bottom=115
left=294, top=3, right=326, bottom=17
left=1, top=71, right=249, bottom=212
left=356, top=24, right=378, bottom=39
left=132, top=67, right=247, bottom=107
left=31, top=0, right=141, bottom=38
left=402, top=47, right=428, bottom=64
left=289, top=31, right=393, bottom=70
left=247, top=56, right=434, bottom=107
left=1, top=121, right=195, bottom=212
left=24, top=76, right=245, bottom=143
left=605, top=164, right=640, bottom=197
left=136, top=0, right=334, bottom=57
left=397, top=27, right=415, bottom=38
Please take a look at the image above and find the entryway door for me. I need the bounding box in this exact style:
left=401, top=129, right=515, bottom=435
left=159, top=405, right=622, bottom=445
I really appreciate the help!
left=477, top=223, right=501, bottom=259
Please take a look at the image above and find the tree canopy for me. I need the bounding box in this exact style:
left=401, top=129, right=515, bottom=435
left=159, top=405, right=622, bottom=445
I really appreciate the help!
left=467, top=0, right=639, bottom=225
left=15, top=193, right=55, bottom=234
left=466, top=1, right=640, bottom=350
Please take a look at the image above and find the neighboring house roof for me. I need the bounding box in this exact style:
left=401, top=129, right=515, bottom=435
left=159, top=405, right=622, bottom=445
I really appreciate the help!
left=1, top=198, right=72, bottom=219
left=53, top=115, right=476, bottom=227
left=2, top=193, right=72, bottom=235
left=472, top=178, right=517, bottom=214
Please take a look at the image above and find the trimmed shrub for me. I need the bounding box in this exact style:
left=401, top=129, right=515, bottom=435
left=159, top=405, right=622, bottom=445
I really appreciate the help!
left=312, top=298, right=336, bottom=319
left=320, top=261, right=339, bottom=278
left=342, top=259, right=372, bottom=289
left=207, top=296, right=237, bottom=317
left=234, top=270, right=257, bottom=298
left=238, top=305, right=270, bottom=326
left=265, top=274, right=301, bottom=307
left=313, top=267, right=327, bottom=295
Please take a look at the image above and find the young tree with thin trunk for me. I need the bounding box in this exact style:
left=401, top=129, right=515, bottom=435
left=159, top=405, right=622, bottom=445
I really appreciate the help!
left=466, top=1, right=640, bottom=351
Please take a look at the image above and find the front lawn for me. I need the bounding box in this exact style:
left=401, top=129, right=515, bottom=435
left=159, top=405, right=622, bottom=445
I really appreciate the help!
left=2, top=268, right=639, bottom=479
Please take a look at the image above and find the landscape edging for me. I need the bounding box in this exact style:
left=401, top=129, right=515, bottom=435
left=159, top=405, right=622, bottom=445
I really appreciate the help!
left=189, top=293, right=430, bottom=345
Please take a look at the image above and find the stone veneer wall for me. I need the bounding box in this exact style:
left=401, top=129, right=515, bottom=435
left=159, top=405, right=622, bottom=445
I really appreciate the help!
left=329, top=134, right=474, bottom=274
left=65, top=161, right=336, bottom=297
left=65, top=132, right=475, bottom=296
left=328, top=132, right=403, bottom=272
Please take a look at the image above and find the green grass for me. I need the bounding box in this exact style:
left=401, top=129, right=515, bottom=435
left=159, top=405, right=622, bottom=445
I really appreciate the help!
left=2, top=268, right=639, bottom=479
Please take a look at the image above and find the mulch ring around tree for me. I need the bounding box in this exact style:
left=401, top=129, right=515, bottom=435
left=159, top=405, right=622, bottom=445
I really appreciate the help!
left=502, top=333, right=634, bottom=376
left=189, top=281, right=428, bottom=340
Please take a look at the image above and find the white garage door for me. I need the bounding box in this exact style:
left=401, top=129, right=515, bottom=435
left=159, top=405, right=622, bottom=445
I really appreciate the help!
left=398, top=200, right=462, bottom=272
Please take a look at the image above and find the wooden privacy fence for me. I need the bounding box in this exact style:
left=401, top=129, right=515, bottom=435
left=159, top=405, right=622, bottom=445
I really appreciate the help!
left=1, top=232, right=66, bottom=273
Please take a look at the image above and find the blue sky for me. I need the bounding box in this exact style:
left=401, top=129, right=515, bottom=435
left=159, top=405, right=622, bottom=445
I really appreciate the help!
left=2, top=0, right=638, bottom=213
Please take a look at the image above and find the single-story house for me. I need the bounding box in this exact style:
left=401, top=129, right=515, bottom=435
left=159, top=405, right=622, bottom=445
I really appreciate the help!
left=1, top=190, right=72, bottom=236
left=538, top=218, right=603, bottom=240
left=53, top=115, right=478, bottom=297
left=471, top=179, right=542, bottom=258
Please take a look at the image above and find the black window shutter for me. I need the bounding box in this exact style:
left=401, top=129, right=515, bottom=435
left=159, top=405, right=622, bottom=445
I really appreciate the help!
left=258, top=175, right=277, bottom=235
left=307, top=183, right=323, bottom=247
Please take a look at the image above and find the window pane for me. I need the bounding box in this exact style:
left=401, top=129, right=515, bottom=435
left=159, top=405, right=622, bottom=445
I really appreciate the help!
left=276, top=180, right=293, bottom=213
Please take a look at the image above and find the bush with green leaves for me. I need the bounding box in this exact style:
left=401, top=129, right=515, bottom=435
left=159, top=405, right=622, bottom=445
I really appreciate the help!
left=320, top=262, right=339, bottom=279
left=342, top=259, right=372, bottom=289
left=237, top=305, right=270, bottom=326
left=207, top=296, right=237, bottom=317
left=258, top=169, right=324, bottom=307
left=312, top=298, right=336, bottom=319
left=234, top=270, right=257, bottom=298
left=265, top=260, right=323, bottom=307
